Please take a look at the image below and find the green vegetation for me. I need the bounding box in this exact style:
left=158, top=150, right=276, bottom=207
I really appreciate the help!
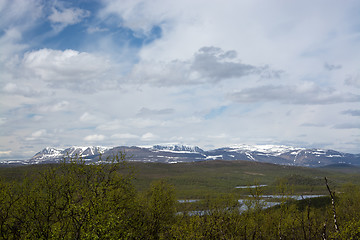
left=1, top=155, right=360, bottom=239
left=124, top=160, right=360, bottom=198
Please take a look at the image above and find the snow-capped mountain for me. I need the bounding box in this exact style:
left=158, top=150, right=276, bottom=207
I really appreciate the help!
left=27, top=146, right=110, bottom=164
left=205, top=145, right=359, bottom=166
left=3, top=144, right=360, bottom=167
left=102, top=145, right=206, bottom=163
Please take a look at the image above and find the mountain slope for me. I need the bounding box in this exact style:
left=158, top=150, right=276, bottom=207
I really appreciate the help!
left=2, top=144, right=360, bottom=167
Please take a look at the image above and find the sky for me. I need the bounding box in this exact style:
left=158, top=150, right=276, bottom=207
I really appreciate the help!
left=1, top=0, right=360, bottom=160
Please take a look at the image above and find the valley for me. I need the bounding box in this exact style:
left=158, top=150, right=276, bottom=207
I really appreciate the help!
left=1, top=158, right=359, bottom=199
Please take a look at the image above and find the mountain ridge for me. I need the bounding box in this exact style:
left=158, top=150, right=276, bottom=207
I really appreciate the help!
left=2, top=144, right=360, bottom=167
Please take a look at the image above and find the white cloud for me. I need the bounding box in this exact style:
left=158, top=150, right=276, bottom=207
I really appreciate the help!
left=0, top=0, right=42, bottom=64
left=229, top=84, right=360, bottom=105
left=141, top=132, right=158, bottom=141
left=130, top=47, right=271, bottom=86
left=342, top=109, right=360, bottom=116
left=2, top=82, right=40, bottom=97
left=99, top=0, right=173, bottom=35
left=84, top=134, right=105, bottom=142
left=0, top=118, right=6, bottom=125
left=97, top=120, right=123, bottom=131
left=26, top=129, right=47, bottom=141
left=0, top=151, right=11, bottom=156
left=38, top=101, right=70, bottom=112
left=2, top=0, right=360, bottom=159
left=128, top=118, right=161, bottom=128
left=32, top=129, right=46, bottom=137
left=21, top=48, right=119, bottom=92
left=4, top=83, right=18, bottom=92
left=111, top=133, right=139, bottom=139
left=0, top=0, right=43, bottom=30
left=79, top=112, right=98, bottom=122
left=97, top=117, right=163, bottom=131
left=345, top=74, right=360, bottom=88
left=0, top=28, right=28, bottom=62
left=87, top=26, right=108, bottom=34
left=23, top=49, right=109, bottom=79
left=136, top=107, right=174, bottom=117
left=49, top=6, right=90, bottom=31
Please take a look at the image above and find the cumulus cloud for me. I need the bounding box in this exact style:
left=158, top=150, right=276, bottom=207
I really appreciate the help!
left=79, top=112, right=98, bottom=122
left=0, top=151, right=11, bottom=156
left=191, top=47, right=263, bottom=82
left=130, top=58, right=193, bottom=86
left=229, top=84, right=360, bottom=105
left=21, top=48, right=118, bottom=92
left=2, top=82, right=40, bottom=97
left=0, top=28, right=28, bottom=62
left=111, top=133, right=139, bottom=139
left=38, top=101, right=70, bottom=112
left=97, top=120, right=123, bottom=131
left=49, top=5, right=90, bottom=31
left=141, top=132, right=158, bottom=141
left=0, top=0, right=42, bottom=29
left=23, top=49, right=109, bottom=79
left=130, top=46, right=273, bottom=86
left=26, top=129, right=47, bottom=141
left=99, top=0, right=171, bottom=35
left=84, top=134, right=105, bottom=142
left=0, top=0, right=41, bottom=63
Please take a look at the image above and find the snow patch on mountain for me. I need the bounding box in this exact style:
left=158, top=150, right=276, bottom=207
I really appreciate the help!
left=151, top=144, right=204, bottom=154
left=229, top=144, right=304, bottom=155
left=245, top=152, right=256, bottom=161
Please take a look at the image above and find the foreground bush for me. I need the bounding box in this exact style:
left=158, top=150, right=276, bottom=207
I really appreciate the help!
left=0, top=154, right=176, bottom=240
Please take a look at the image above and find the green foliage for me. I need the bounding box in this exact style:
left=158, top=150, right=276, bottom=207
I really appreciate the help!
left=1, top=158, right=360, bottom=239
left=275, top=174, right=324, bottom=186
left=0, top=154, right=180, bottom=239
left=144, top=180, right=177, bottom=239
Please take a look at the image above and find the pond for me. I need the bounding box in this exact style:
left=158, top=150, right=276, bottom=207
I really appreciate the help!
left=235, top=185, right=268, bottom=189
left=177, top=195, right=325, bottom=216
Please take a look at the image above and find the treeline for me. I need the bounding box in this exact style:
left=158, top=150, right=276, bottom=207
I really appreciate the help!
left=0, top=155, right=359, bottom=239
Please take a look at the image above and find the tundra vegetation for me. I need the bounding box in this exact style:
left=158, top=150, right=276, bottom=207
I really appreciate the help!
left=0, top=154, right=360, bottom=239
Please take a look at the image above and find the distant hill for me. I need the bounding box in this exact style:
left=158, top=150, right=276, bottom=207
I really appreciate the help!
left=2, top=144, right=360, bottom=167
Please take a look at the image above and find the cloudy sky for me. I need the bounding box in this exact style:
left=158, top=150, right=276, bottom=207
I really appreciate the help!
left=1, top=0, right=360, bottom=160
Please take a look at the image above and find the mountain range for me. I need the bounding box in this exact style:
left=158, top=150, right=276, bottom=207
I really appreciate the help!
left=2, top=144, right=360, bottom=167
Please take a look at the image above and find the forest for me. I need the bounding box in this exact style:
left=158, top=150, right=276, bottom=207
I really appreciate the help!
left=1, top=153, right=360, bottom=239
